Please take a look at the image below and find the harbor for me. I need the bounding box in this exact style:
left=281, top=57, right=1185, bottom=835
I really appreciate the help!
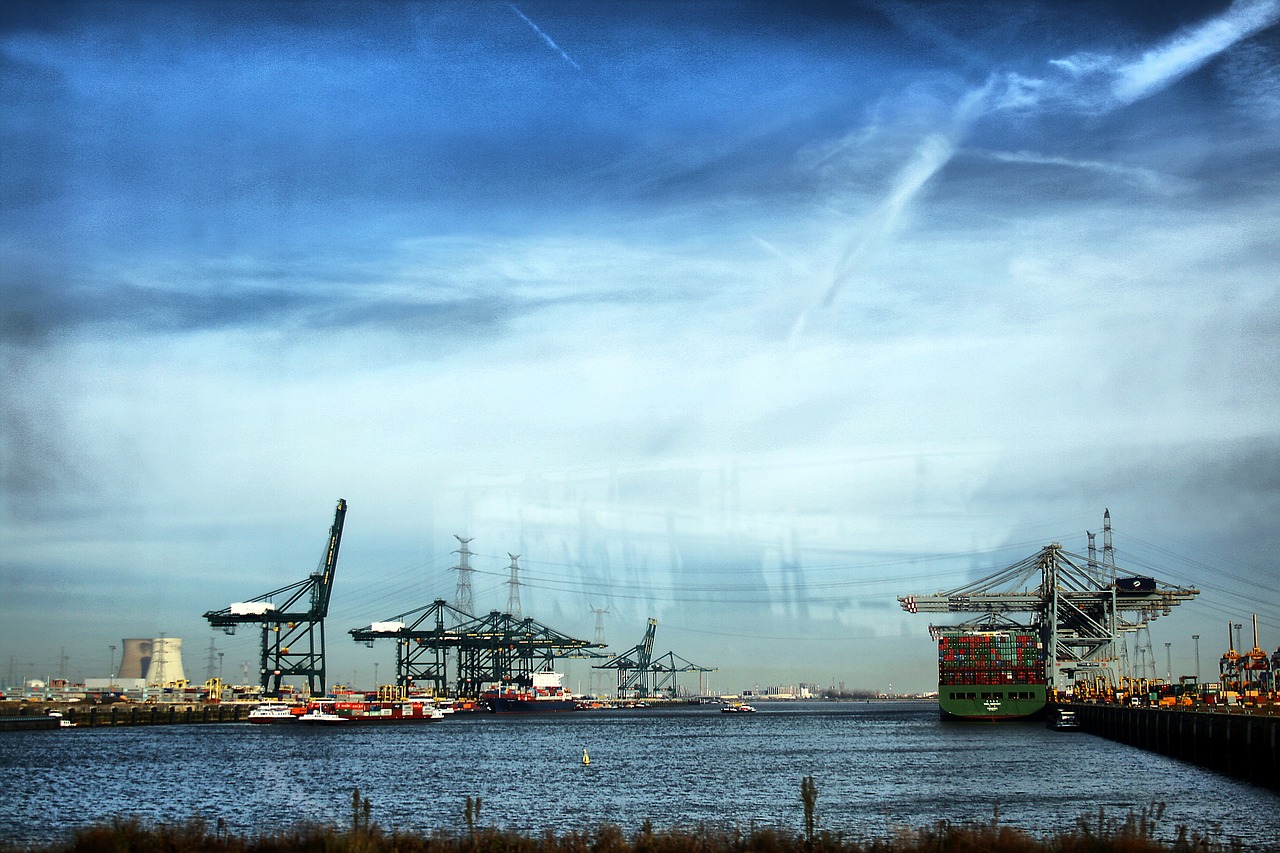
left=1, top=701, right=1276, bottom=849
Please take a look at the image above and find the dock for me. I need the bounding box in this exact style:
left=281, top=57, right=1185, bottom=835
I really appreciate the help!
left=1067, top=702, right=1280, bottom=790
left=0, top=702, right=252, bottom=728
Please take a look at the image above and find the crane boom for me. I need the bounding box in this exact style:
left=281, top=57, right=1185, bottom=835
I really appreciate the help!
left=202, top=498, right=348, bottom=696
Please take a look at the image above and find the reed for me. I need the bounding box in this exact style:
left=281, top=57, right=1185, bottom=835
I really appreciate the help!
left=0, top=787, right=1247, bottom=853
left=1, top=815, right=1246, bottom=853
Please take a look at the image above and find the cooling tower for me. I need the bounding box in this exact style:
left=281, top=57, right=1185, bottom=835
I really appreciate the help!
left=147, top=637, right=186, bottom=685
left=118, top=638, right=152, bottom=680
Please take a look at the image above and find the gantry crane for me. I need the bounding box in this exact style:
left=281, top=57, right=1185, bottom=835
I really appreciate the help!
left=596, top=618, right=657, bottom=696
left=646, top=651, right=717, bottom=697
left=203, top=498, right=347, bottom=697
left=349, top=599, right=471, bottom=695
left=350, top=602, right=605, bottom=697
left=899, top=521, right=1198, bottom=692
left=594, top=618, right=716, bottom=697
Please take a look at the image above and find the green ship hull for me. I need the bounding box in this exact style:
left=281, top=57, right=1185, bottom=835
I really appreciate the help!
left=938, top=684, right=1047, bottom=721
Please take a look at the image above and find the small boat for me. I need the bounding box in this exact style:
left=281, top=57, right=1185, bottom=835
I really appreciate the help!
left=720, top=702, right=757, bottom=714
left=47, top=711, right=74, bottom=728
left=1047, top=708, right=1080, bottom=730
left=247, top=702, right=305, bottom=724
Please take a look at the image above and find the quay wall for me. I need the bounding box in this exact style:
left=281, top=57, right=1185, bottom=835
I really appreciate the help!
left=0, top=702, right=251, bottom=727
left=1071, top=703, right=1279, bottom=790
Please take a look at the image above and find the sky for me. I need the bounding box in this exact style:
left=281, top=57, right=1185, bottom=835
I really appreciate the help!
left=2, top=0, right=1279, bottom=696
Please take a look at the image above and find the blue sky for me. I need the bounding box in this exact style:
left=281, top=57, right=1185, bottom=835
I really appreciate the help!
left=3, top=1, right=1279, bottom=694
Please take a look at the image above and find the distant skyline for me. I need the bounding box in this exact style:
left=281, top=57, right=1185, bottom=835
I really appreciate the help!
left=3, top=1, right=1279, bottom=694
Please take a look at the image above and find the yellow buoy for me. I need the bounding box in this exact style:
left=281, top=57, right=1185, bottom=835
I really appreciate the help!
left=582, top=748, right=590, bottom=765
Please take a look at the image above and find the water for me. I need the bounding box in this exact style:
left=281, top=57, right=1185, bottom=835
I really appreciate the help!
left=2, top=703, right=1277, bottom=848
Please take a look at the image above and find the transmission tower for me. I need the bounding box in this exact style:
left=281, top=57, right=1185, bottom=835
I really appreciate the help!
left=452, top=536, right=476, bottom=616
left=506, top=553, right=522, bottom=619
left=1102, top=508, right=1114, bottom=571
left=153, top=633, right=166, bottom=686
left=205, top=638, right=218, bottom=681
left=590, top=605, right=610, bottom=646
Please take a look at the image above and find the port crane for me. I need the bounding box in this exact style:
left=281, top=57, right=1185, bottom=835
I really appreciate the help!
left=898, top=513, right=1198, bottom=692
left=349, top=599, right=472, bottom=695
left=594, top=618, right=716, bottom=697
left=203, top=498, right=347, bottom=697
left=350, top=602, right=605, bottom=697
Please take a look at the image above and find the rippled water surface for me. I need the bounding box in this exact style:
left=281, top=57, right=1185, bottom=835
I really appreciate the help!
left=2, top=702, right=1276, bottom=847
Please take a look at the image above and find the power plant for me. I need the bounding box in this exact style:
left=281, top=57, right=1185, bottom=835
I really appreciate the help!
left=116, top=637, right=187, bottom=686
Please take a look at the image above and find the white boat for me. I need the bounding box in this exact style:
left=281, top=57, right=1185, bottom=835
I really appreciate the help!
left=720, top=702, right=757, bottom=713
left=247, top=702, right=304, bottom=724
left=47, top=711, right=74, bottom=728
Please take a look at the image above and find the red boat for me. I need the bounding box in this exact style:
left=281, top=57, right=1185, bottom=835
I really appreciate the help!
left=298, top=698, right=445, bottom=724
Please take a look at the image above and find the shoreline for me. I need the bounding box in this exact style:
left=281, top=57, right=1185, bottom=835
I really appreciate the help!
left=1, top=806, right=1268, bottom=853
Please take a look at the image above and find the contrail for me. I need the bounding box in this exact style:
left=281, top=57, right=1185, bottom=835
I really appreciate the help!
left=792, top=84, right=991, bottom=340
left=792, top=0, right=1280, bottom=338
left=823, top=133, right=953, bottom=308
left=510, top=4, right=581, bottom=70
left=1111, top=0, right=1280, bottom=106
left=976, top=150, right=1185, bottom=195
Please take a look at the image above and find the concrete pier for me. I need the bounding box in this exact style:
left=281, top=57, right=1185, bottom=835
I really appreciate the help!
left=1071, top=703, right=1280, bottom=790
left=0, top=702, right=251, bottom=727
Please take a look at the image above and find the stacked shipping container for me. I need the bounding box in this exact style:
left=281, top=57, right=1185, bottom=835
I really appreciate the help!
left=936, top=630, right=1046, bottom=687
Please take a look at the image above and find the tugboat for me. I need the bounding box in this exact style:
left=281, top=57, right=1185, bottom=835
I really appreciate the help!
left=1046, top=707, right=1080, bottom=730
left=485, top=672, right=578, bottom=713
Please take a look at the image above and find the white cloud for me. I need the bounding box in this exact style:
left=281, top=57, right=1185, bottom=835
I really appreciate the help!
left=974, top=149, right=1192, bottom=195
left=1112, top=0, right=1280, bottom=105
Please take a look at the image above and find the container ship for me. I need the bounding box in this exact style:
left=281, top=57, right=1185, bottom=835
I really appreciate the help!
left=933, top=626, right=1046, bottom=721
left=485, top=671, right=578, bottom=713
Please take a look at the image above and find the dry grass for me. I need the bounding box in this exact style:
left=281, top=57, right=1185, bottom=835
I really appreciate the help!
left=1, top=788, right=1254, bottom=853
left=1, top=810, right=1250, bottom=853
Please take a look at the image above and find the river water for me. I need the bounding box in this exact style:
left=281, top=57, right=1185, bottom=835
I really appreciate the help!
left=1, top=702, right=1276, bottom=848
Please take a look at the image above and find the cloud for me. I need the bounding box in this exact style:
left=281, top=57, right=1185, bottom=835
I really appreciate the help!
left=3, top=1, right=1279, bottom=693
left=796, top=0, right=1280, bottom=333
left=971, top=149, right=1191, bottom=195
left=1110, top=0, right=1280, bottom=106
